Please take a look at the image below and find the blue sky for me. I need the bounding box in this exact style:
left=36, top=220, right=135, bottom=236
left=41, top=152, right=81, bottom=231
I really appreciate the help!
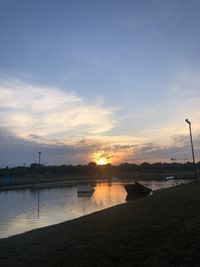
left=0, top=0, right=200, bottom=166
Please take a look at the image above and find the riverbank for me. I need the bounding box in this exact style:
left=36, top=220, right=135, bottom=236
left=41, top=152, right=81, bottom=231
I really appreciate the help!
left=0, top=184, right=200, bottom=266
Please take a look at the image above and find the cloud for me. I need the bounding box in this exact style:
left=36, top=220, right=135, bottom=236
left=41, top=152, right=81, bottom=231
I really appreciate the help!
left=129, top=133, right=200, bottom=163
left=1, top=125, right=200, bottom=167
left=0, top=79, right=116, bottom=142
left=1, top=71, right=200, bottom=167
left=0, top=128, right=95, bottom=167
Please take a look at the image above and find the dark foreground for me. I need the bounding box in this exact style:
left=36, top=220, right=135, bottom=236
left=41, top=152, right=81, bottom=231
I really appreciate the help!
left=1, top=184, right=200, bottom=267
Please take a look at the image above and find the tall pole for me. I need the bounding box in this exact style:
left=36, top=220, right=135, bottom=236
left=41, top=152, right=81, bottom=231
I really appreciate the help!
left=38, top=152, right=41, bottom=165
left=185, top=119, right=197, bottom=183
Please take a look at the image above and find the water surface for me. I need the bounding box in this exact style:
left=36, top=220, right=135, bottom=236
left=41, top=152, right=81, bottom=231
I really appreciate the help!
left=0, top=179, right=190, bottom=239
left=0, top=182, right=126, bottom=238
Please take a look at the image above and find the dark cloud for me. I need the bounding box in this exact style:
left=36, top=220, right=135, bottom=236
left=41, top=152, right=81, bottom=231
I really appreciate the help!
left=131, top=136, right=200, bottom=163
left=171, top=134, right=190, bottom=146
left=1, top=128, right=199, bottom=167
left=0, top=129, right=94, bottom=167
left=26, top=134, right=43, bottom=140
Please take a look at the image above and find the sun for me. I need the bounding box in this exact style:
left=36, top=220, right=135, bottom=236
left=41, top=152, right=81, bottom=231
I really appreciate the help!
left=92, top=150, right=111, bottom=165
left=97, top=157, right=109, bottom=165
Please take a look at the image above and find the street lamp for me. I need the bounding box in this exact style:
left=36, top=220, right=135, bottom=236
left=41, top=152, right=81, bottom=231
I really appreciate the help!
left=185, top=119, right=197, bottom=182
left=38, top=152, right=41, bottom=165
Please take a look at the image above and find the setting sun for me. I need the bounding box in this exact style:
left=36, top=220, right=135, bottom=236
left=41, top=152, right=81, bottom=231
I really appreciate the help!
left=92, top=150, right=111, bottom=165
left=97, top=157, right=109, bottom=165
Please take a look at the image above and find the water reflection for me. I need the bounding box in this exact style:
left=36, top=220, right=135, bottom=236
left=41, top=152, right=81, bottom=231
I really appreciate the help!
left=0, top=179, right=191, bottom=239
left=0, top=182, right=126, bottom=239
left=92, top=182, right=126, bottom=206
left=77, top=192, right=94, bottom=198
left=37, top=190, right=40, bottom=219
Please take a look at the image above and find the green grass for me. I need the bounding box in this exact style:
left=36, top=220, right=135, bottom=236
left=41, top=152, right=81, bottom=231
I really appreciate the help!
left=1, top=184, right=200, bottom=266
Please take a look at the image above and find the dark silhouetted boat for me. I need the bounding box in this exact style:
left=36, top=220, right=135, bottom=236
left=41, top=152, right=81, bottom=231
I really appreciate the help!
left=77, top=185, right=95, bottom=197
left=124, top=182, right=152, bottom=196
left=77, top=184, right=95, bottom=193
left=125, top=193, right=149, bottom=202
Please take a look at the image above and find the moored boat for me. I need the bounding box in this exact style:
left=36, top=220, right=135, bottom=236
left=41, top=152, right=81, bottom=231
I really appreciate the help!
left=124, top=182, right=152, bottom=195
left=111, top=177, right=119, bottom=182
left=77, top=184, right=95, bottom=194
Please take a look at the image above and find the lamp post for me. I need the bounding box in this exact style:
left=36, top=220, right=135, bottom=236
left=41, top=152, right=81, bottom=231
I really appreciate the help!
left=185, top=119, right=197, bottom=183
left=38, top=152, right=41, bottom=165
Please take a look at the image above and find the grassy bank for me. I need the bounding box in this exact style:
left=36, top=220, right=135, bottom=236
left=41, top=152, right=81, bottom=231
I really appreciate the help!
left=1, top=184, right=200, bottom=266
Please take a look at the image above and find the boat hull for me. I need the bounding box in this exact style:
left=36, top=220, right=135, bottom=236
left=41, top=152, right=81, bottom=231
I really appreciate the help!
left=124, top=182, right=152, bottom=195
left=77, top=185, right=95, bottom=194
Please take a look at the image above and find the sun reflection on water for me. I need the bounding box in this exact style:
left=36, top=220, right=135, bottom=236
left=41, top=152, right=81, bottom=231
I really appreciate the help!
left=0, top=182, right=127, bottom=239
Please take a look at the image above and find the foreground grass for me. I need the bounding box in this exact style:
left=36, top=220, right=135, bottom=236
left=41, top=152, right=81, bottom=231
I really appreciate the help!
left=1, top=184, right=200, bottom=266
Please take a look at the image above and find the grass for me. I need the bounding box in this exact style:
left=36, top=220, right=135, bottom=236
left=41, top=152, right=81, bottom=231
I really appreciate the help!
left=1, top=184, right=200, bottom=266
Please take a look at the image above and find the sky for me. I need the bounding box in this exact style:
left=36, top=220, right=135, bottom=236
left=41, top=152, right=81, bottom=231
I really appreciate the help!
left=0, top=0, right=200, bottom=167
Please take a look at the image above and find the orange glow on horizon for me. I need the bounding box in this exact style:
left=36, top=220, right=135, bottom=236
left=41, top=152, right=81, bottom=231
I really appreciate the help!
left=93, top=150, right=111, bottom=165
left=96, top=157, right=109, bottom=165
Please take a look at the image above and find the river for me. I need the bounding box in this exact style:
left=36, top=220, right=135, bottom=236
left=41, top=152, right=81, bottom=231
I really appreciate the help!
left=0, top=179, right=190, bottom=239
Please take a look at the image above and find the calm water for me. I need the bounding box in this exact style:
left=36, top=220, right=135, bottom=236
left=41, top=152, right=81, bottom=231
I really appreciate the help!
left=0, top=180, right=190, bottom=239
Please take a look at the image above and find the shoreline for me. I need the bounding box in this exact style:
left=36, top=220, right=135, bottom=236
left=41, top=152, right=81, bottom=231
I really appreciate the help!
left=1, top=184, right=200, bottom=266
left=0, top=174, right=193, bottom=191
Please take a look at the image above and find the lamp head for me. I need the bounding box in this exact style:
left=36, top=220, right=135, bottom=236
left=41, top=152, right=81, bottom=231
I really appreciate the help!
left=185, top=118, right=191, bottom=125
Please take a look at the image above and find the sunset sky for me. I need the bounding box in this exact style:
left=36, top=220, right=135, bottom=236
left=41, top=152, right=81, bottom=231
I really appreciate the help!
left=0, top=0, right=200, bottom=167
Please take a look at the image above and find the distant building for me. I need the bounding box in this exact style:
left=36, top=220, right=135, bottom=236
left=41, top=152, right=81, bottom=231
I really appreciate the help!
left=0, top=176, right=14, bottom=185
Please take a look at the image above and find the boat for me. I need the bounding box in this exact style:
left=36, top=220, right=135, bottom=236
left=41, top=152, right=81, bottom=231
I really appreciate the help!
left=124, top=182, right=152, bottom=196
left=77, top=184, right=95, bottom=194
left=126, top=193, right=148, bottom=202
left=111, top=177, right=119, bottom=182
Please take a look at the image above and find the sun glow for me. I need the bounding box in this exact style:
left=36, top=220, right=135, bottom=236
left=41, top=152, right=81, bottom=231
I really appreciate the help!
left=97, top=157, right=109, bottom=165
left=92, top=150, right=111, bottom=165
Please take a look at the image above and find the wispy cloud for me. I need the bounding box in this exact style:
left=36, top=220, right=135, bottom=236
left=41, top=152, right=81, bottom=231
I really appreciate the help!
left=0, top=80, right=116, bottom=142
left=1, top=69, right=200, bottom=167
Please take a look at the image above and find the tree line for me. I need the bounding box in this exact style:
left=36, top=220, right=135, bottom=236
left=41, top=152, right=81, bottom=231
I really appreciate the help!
left=0, top=161, right=199, bottom=177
